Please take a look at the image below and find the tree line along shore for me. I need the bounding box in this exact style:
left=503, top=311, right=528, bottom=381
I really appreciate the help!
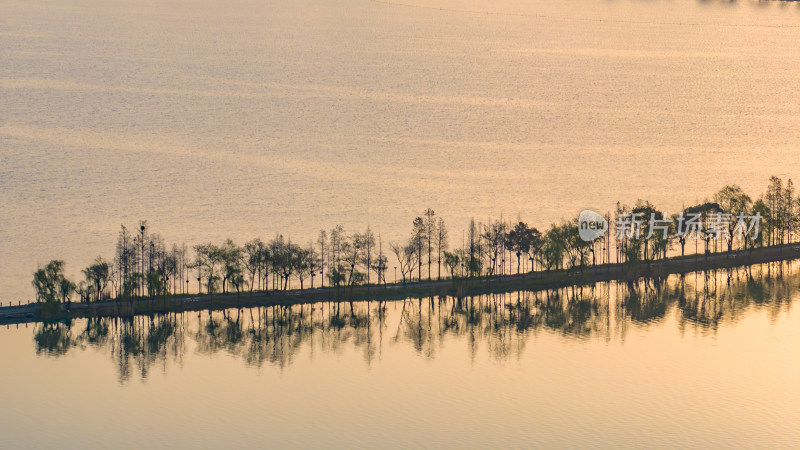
left=21, top=176, right=800, bottom=309
left=27, top=263, right=800, bottom=381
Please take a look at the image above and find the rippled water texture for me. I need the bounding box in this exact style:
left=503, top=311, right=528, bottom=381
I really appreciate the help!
left=1, top=0, right=799, bottom=301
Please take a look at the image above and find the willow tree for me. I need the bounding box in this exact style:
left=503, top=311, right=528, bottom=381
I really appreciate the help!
left=539, top=225, right=566, bottom=270
left=33, top=260, right=75, bottom=303
left=82, top=257, right=111, bottom=302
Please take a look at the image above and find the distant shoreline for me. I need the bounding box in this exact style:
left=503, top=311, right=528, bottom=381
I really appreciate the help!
left=3, top=243, right=799, bottom=325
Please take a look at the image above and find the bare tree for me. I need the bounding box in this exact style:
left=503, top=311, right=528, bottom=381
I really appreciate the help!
left=391, top=240, right=417, bottom=286
left=411, top=217, right=426, bottom=281
left=371, top=236, right=389, bottom=285
left=355, top=228, right=376, bottom=285
left=317, top=230, right=327, bottom=287
left=434, top=217, right=448, bottom=280
left=424, top=208, right=435, bottom=280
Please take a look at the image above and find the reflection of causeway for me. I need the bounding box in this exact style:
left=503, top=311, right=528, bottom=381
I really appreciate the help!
left=33, top=262, right=798, bottom=382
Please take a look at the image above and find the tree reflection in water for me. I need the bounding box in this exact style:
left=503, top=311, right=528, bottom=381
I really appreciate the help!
left=32, top=262, right=798, bottom=382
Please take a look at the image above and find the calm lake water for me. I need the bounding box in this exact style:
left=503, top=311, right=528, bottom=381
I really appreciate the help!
left=1, top=0, right=799, bottom=301
left=0, top=264, right=799, bottom=448
left=1, top=1, right=799, bottom=446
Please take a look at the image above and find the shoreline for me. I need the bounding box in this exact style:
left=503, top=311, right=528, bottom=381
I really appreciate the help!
left=3, top=243, right=800, bottom=325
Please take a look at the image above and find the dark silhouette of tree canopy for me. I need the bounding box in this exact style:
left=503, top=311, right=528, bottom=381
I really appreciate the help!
left=32, top=260, right=799, bottom=381
left=219, top=239, right=243, bottom=294
left=685, top=202, right=722, bottom=255
left=714, top=185, right=753, bottom=252
left=33, top=260, right=75, bottom=304
left=424, top=209, right=436, bottom=280
left=192, top=243, right=224, bottom=295
left=631, top=200, right=669, bottom=262
left=482, top=220, right=507, bottom=277
left=23, top=176, right=800, bottom=304
left=434, top=217, right=448, bottom=280
left=506, top=221, right=539, bottom=275
left=411, top=216, right=426, bottom=281
left=82, top=257, right=111, bottom=302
